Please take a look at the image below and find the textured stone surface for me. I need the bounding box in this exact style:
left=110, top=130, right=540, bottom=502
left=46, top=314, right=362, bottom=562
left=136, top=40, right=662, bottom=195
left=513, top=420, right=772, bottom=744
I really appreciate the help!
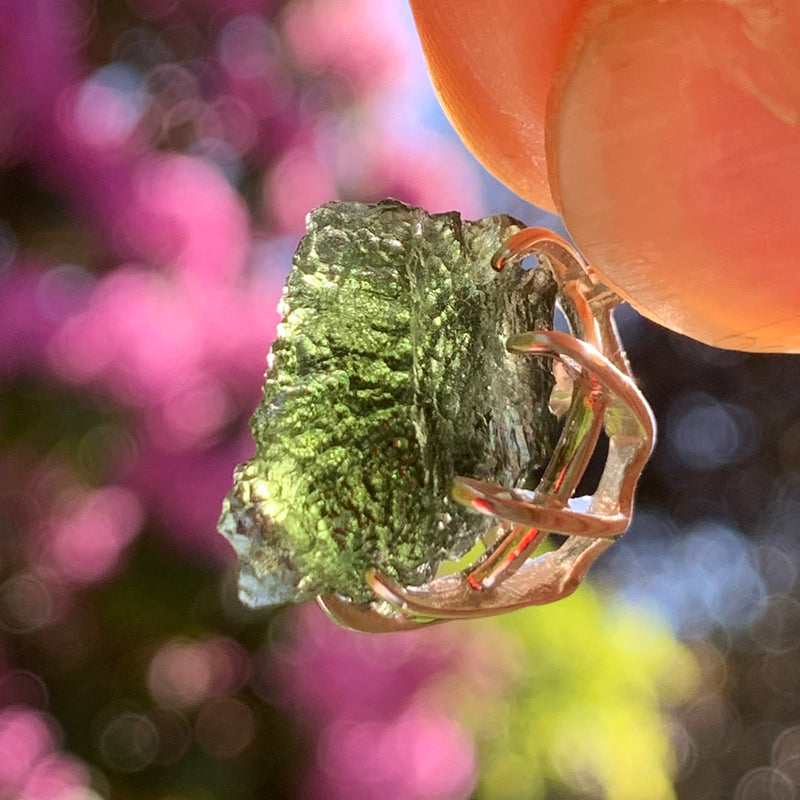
left=219, top=200, right=558, bottom=606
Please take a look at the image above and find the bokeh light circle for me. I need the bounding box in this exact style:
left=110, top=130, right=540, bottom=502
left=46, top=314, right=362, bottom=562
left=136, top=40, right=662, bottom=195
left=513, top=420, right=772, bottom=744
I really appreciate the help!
left=99, top=713, right=159, bottom=773
left=734, top=766, right=794, bottom=800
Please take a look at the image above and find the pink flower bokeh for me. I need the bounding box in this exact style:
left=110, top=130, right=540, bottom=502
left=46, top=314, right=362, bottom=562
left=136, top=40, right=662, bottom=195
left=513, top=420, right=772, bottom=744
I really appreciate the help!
left=0, top=0, right=488, bottom=795
left=263, top=607, right=484, bottom=800
left=0, top=706, right=90, bottom=799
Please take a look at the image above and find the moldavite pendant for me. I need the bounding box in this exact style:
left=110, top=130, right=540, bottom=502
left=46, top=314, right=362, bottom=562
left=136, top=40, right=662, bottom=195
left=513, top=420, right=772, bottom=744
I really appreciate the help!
left=219, top=200, right=656, bottom=632
left=219, top=200, right=558, bottom=606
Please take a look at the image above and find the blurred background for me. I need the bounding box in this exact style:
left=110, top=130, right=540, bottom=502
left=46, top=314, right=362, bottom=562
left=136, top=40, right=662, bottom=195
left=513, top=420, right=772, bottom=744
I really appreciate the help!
left=1, top=1, right=800, bottom=798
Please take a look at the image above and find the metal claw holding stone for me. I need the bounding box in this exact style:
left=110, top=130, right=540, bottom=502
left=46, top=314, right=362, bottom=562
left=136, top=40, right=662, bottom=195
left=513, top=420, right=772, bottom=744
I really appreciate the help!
left=218, top=202, right=655, bottom=633
left=319, top=227, right=655, bottom=632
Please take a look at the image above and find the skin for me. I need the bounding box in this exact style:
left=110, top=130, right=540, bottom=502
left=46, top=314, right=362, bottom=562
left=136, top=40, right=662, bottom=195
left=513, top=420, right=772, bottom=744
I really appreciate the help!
left=410, top=0, right=800, bottom=352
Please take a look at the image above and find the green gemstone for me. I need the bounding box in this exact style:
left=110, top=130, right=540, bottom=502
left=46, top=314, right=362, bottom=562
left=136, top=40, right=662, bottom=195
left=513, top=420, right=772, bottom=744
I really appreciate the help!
left=219, top=200, right=558, bottom=606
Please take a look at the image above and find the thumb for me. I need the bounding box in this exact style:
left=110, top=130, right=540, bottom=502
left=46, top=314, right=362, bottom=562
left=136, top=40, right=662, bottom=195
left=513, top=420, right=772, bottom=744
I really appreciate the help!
left=551, top=0, right=800, bottom=351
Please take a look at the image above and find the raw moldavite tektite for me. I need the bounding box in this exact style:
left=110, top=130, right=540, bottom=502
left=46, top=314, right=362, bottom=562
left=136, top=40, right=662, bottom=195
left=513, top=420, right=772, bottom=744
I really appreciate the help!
left=219, top=200, right=558, bottom=607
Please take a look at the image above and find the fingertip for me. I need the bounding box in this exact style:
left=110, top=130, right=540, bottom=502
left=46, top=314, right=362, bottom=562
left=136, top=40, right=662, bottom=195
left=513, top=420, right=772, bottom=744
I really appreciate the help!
left=410, top=0, right=586, bottom=211
left=550, top=0, right=800, bottom=351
